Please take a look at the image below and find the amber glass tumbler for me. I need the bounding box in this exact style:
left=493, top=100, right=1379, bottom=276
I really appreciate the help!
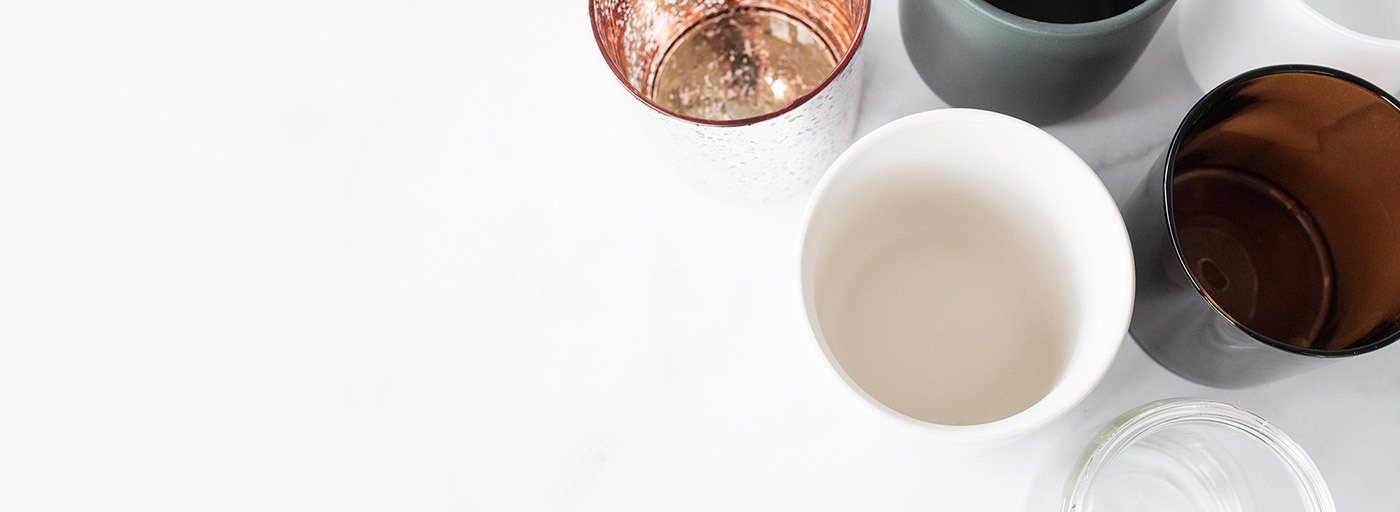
left=1126, top=65, right=1400, bottom=388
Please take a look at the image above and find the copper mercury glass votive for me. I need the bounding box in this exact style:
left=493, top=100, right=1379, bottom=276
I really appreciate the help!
left=590, top=0, right=870, bottom=202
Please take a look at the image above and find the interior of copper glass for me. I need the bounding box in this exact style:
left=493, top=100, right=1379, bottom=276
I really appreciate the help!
left=1170, top=71, right=1400, bottom=351
left=590, top=0, right=865, bottom=101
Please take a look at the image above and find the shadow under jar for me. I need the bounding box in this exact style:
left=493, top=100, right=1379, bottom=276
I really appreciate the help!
left=1125, top=65, right=1400, bottom=388
left=590, top=0, right=869, bottom=202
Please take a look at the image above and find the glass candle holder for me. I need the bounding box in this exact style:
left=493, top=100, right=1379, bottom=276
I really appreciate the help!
left=590, top=0, right=870, bottom=202
left=1037, top=398, right=1334, bottom=511
left=1123, top=65, right=1400, bottom=388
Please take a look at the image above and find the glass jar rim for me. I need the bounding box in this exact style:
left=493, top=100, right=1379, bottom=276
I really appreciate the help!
left=1063, top=398, right=1334, bottom=511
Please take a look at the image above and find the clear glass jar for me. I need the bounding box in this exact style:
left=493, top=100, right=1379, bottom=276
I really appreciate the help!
left=1060, top=398, right=1334, bottom=512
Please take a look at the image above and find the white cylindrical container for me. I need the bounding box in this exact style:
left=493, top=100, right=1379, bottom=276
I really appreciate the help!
left=1179, top=0, right=1400, bottom=94
left=798, top=109, right=1134, bottom=446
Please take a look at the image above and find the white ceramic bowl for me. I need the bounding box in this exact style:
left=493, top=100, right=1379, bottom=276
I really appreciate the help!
left=798, top=109, right=1134, bottom=444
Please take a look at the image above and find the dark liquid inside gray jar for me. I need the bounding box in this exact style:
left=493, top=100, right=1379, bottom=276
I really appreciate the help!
left=983, top=0, right=1147, bottom=23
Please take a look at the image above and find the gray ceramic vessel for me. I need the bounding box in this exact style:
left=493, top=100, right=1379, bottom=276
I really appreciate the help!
left=900, top=0, right=1175, bottom=125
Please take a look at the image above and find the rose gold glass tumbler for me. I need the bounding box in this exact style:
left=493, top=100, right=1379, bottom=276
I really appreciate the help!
left=590, top=0, right=870, bottom=202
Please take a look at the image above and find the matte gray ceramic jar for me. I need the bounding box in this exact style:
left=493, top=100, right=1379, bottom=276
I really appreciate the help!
left=900, top=0, right=1175, bottom=125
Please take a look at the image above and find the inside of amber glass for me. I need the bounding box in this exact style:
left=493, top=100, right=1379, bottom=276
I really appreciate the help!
left=1170, top=71, right=1400, bottom=351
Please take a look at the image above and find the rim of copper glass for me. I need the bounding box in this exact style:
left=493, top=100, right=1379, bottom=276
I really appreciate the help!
left=1162, top=63, right=1400, bottom=358
left=588, top=1, right=871, bottom=127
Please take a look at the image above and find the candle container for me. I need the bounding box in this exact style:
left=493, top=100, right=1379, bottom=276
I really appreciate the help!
left=590, top=0, right=870, bottom=202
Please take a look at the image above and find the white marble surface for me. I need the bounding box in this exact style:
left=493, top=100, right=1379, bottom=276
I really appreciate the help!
left=1, top=1, right=1397, bottom=510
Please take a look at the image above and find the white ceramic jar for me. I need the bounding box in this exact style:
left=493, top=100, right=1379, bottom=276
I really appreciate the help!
left=798, top=109, right=1134, bottom=445
left=1179, top=0, right=1400, bottom=93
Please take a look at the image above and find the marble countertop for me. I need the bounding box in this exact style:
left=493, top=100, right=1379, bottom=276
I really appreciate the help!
left=1, top=0, right=1395, bottom=509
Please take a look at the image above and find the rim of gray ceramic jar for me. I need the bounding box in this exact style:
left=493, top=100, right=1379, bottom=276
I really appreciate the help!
left=960, top=0, right=1173, bottom=38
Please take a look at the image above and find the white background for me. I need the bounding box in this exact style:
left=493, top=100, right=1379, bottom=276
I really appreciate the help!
left=2, top=1, right=1397, bottom=510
